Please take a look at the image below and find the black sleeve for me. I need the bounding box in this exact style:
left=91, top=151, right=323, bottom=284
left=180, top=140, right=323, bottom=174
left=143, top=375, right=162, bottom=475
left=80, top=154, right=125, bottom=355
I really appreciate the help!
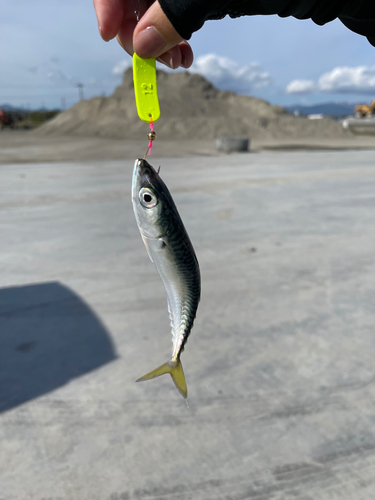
left=157, top=0, right=375, bottom=46
left=339, top=0, right=375, bottom=47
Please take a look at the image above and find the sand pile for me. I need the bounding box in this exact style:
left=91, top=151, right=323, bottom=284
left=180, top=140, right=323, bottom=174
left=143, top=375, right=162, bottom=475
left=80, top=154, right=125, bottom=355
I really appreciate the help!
left=35, top=69, right=349, bottom=141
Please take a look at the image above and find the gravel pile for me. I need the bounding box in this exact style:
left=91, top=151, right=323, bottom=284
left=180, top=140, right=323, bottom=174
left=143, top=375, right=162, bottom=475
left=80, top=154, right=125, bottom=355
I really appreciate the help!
left=35, top=68, right=349, bottom=141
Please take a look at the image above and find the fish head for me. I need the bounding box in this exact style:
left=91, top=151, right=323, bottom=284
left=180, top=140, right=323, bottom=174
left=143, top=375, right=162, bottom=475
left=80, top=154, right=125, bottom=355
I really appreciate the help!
left=132, top=158, right=170, bottom=239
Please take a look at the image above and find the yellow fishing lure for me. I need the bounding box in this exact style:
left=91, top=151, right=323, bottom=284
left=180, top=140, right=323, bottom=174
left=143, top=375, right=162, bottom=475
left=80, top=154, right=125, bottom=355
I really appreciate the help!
left=133, top=53, right=160, bottom=123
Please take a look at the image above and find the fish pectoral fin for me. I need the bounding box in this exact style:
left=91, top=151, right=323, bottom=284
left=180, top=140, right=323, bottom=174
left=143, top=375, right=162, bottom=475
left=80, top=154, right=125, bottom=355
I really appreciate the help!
left=141, top=233, right=153, bottom=262
left=136, top=359, right=187, bottom=398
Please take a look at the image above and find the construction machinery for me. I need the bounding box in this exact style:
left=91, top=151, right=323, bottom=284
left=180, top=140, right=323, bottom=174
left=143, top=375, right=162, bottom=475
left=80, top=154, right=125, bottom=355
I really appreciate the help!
left=354, top=98, right=375, bottom=118
left=0, top=108, right=17, bottom=129
left=342, top=99, right=375, bottom=134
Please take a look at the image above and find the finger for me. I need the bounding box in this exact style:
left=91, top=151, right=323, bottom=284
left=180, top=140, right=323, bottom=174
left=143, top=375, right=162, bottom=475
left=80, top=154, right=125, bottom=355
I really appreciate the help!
left=118, top=27, right=194, bottom=69
left=117, top=19, right=138, bottom=55
left=157, top=46, right=181, bottom=69
left=156, top=41, right=194, bottom=69
left=179, top=41, right=194, bottom=68
left=114, top=0, right=154, bottom=54
left=133, top=1, right=184, bottom=58
left=115, top=1, right=194, bottom=69
left=93, top=0, right=124, bottom=41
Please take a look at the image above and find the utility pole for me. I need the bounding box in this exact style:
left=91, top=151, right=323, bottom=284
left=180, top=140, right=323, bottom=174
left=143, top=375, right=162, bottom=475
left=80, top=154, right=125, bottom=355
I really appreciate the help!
left=61, top=97, right=66, bottom=110
left=77, top=83, right=84, bottom=101
left=26, top=103, right=31, bottom=126
left=41, top=101, right=46, bottom=122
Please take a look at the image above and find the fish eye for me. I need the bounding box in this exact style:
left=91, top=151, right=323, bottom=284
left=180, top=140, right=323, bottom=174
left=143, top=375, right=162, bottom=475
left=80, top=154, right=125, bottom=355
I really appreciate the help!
left=139, top=188, right=157, bottom=208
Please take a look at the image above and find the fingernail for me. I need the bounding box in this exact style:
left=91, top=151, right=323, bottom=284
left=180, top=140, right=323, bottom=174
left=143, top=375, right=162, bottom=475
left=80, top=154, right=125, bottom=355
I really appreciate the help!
left=164, top=51, right=175, bottom=69
left=167, top=51, right=177, bottom=69
left=181, top=53, right=187, bottom=68
left=99, top=26, right=110, bottom=42
left=134, top=26, right=166, bottom=58
left=156, top=52, right=174, bottom=69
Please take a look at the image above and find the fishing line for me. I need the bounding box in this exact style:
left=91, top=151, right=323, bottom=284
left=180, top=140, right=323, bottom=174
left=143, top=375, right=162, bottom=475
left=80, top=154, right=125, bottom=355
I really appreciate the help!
left=133, top=0, right=141, bottom=21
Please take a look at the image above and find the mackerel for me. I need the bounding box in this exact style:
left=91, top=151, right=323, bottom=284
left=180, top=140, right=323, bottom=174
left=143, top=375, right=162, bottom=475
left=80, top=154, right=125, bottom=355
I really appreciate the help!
left=132, top=158, right=200, bottom=398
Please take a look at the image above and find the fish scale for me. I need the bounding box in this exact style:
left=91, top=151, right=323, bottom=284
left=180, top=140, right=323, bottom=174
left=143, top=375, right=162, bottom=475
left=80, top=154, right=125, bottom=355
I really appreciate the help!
left=132, top=158, right=201, bottom=398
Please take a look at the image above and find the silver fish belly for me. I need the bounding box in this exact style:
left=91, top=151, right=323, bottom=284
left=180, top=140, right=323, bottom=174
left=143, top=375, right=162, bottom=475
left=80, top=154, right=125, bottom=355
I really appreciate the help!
left=132, top=158, right=200, bottom=398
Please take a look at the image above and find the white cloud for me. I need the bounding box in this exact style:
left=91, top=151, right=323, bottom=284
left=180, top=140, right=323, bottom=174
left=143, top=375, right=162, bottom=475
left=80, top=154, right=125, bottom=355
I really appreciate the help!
left=111, top=54, right=271, bottom=94
left=285, top=79, right=316, bottom=95
left=286, top=65, right=375, bottom=95
left=190, top=54, right=272, bottom=94
left=318, top=66, right=375, bottom=94
left=112, top=59, right=131, bottom=76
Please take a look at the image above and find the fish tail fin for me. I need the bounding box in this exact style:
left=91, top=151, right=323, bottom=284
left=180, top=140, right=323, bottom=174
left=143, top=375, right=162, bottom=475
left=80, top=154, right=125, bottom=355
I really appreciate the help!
left=136, top=359, right=187, bottom=398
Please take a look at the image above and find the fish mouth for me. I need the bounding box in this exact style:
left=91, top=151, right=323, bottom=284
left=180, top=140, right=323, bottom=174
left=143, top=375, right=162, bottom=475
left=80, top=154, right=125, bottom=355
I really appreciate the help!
left=133, top=158, right=159, bottom=194
left=137, top=158, right=158, bottom=178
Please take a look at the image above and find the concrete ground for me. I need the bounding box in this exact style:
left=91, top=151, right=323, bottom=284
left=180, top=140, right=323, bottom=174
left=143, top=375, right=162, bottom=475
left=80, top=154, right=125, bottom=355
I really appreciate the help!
left=1, top=149, right=375, bottom=499
left=2, top=130, right=375, bottom=163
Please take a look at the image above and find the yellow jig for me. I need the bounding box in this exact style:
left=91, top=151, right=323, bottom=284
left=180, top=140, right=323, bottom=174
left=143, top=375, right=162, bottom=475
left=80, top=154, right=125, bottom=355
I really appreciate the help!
left=133, top=53, right=160, bottom=123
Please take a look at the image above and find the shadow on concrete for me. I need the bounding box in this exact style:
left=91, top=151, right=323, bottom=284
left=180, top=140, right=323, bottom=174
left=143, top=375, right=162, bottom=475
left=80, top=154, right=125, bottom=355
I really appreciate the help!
left=0, top=282, right=117, bottom=413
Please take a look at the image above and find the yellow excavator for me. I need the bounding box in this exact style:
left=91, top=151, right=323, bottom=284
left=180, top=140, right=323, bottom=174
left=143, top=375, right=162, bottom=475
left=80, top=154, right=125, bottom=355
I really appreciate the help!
left=343, top=98, right=375, bottom=134
left=355, top=98, right=375, bottom=118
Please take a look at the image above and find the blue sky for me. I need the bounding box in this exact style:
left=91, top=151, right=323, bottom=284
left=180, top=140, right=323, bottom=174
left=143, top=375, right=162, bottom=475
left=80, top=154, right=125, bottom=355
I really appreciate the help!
left=1, top=0, right=374, bottom=109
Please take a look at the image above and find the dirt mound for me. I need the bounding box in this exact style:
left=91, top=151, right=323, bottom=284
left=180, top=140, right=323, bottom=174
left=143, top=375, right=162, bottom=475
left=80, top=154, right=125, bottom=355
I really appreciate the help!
left=35, top=69, right=349, bottom=141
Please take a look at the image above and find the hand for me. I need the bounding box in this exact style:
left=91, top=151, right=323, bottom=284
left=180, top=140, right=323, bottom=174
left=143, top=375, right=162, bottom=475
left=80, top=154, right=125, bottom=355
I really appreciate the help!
left=93, top=0, right=194, bottom=69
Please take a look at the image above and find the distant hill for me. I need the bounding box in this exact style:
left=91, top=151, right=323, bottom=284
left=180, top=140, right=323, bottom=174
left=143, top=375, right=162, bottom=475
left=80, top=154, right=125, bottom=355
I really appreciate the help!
left=285, top=102, right=356, bottom=118
left=0, top=104, right=26, bottom=112
left=0, top=104, right=60, bottom=113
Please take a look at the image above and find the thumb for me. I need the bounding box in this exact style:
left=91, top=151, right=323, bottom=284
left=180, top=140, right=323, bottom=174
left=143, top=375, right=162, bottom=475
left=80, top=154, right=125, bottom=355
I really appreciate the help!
left=133, top=1, right=184, bottom=58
